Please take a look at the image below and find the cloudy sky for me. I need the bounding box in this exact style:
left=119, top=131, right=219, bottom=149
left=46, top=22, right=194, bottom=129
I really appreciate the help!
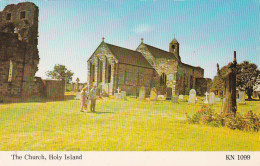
left=1, top=0, right=259, bottom=82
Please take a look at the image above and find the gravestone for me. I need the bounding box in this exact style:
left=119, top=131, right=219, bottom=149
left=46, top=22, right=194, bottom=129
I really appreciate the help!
left=209, top=92, right=215, bottom=104
left=121, top=91, right=126, bottom=100
left=179, top=95, right=183, bottom=100
left=204, top=92, right=209, bottom=104
left=216, top=97, right=221, bottom=102
left=171, top=96, right=178, bottom=103
left=238, top=91, right=246, bottom=104
left=139, top=86, right=146, bottom=100
left=150, top=87, right=157, bottom=101
left=166, top=87, right=172, bottom=100
left=188, top=89, right=196, bottom=103
left=158, top=95, right=164, bottom=99
left=75, top=92, right=81, bottom=100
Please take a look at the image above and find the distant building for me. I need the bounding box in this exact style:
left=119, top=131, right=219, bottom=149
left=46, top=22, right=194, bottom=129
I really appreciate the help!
left=87, top=37, right=211, bottom=96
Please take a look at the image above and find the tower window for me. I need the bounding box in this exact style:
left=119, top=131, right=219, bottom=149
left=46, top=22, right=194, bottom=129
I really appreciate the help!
left=6, top=13, right=11, bottom=20
left=20, top=11, right=26, bottom=19
left=172, top=45, right=175, bottom=49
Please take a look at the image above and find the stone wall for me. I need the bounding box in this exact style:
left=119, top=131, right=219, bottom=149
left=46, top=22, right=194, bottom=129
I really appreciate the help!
left=195, top=78, right=212, bottom=96
left=0, top=2, right=40, bottom=98
left=116, top=63, right=154, bottom=96
left=177, top=63, right=204, bottom=95
left=87, top=42, right=118, bottom=96
left=43, top=80, right=65, bottom=99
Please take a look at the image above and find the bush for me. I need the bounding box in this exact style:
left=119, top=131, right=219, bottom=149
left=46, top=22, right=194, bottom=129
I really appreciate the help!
left=185, top=105, right=260, bottom=132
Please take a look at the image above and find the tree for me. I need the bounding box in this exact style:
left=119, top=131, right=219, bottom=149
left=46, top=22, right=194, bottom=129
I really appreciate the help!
left=211, top=65, right=228, bottom=96
left=212, top=61, right=260, bottom=99
left=236, top=61, right=260, bottom=99
left=46, top=64, right=74, bottom=83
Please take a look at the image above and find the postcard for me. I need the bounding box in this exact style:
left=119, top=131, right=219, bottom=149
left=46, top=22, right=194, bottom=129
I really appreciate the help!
left=0, top=0, right=259, bottom=165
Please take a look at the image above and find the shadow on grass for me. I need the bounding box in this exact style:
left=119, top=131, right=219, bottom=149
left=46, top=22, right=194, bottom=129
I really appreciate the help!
left=86, top=112, right=114, bottom=114
left=0, top=95, right=76, bottom=104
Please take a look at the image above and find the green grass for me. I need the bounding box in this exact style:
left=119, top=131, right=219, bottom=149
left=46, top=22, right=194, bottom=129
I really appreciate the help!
left=0, top=96, right=260, bottom=151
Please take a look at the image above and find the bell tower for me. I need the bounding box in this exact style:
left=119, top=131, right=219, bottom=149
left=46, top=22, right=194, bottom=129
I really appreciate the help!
left=169, top=37, right=180, bottom=60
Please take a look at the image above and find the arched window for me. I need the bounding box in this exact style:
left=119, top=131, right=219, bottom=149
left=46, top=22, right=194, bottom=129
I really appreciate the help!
left=8, top=59, right=13, bottom=82
left=160, top=73, right=166, bottom=86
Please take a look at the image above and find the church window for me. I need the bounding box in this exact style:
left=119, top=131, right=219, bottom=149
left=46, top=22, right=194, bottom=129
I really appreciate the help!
left=20, top=11, right=26, bottom=19
left=160, top=73, right=166, bottom=86
left=92, top=64, right=95, bottom=82
left=6, top=13, right=11, bottom=20
left=8, top=60, right=13, bottom=82
left=99, top=60, right=103, bottom=82
left=108, top=64, right=111, bottom=83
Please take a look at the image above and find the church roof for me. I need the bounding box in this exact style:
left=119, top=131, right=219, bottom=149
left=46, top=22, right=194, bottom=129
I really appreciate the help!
left=143, top=44, right=180, bottom=61
left=106, top=43, right=152, bottom=68
left=170, top=38, right=179, bottom=43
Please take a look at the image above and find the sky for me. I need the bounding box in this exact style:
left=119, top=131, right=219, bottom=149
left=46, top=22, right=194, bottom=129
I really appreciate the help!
left=0, top=0, right=259, bottom=83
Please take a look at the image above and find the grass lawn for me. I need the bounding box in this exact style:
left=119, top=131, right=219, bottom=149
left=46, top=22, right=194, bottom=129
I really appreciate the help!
left=0, top=96, right=260, bottom=151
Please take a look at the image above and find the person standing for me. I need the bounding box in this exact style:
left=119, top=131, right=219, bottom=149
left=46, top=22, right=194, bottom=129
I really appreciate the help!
left=90, top=85, right=97, bottom=113
left=80, top=87, right=88, bottom=112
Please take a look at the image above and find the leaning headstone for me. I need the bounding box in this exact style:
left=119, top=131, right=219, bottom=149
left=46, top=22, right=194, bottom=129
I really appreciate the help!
left=238, top=91, right=246, bottom=104
left=209, top=92, right=215, bottom=104
left=179, top=95, right=184, bottom=100
left=188, top=89, right=196, bottom=103
left=150, top=87, right=157, bottom=101
left=121, top=91, right=126, bottom=100
left=166, top=87, right=172, bottom=100
left=171, top=96, right=178, bottom=103
left=204, top=92, right=209, bottom=104
left=139, top=86, right=146, bottom=100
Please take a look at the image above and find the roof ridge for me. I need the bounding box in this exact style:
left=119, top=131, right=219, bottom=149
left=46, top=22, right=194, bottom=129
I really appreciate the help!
left=105, top=42, right=140, bottom=53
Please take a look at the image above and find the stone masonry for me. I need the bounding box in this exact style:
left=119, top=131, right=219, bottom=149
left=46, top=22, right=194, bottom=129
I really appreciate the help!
left=88, top=37, right=211, bottom=97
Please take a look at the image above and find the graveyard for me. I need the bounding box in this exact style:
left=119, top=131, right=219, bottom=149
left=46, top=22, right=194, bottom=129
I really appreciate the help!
left=0, top=94, right=259, bottom=151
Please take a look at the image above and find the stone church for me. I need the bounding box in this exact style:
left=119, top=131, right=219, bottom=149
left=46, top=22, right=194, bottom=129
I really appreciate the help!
left=87, top=37, right=210, bottom=97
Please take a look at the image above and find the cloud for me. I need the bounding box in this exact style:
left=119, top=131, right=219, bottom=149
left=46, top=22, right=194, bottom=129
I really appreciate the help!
left=133, top=24, right=152, bottom=34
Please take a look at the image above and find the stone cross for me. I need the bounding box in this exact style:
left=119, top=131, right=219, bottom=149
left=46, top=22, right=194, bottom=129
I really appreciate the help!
left=204, top=92, right=209, bottom=104
left=117, top=87, right=121, bottom=94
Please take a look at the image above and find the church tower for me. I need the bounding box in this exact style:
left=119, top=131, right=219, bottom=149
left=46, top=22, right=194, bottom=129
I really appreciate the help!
left=169, top=38, right=180, bottom=61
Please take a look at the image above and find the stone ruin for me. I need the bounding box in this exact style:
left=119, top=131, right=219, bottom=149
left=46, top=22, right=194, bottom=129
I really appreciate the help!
left=0, top=2, right=64, bottom=100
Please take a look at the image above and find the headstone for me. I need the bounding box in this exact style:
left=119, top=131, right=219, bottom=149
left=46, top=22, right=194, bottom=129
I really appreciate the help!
left=171, top=96, right=178, bottom=103
left=139, top=86, right=146, bottom=100
left=166, top=87, right=172, bottom=100
left=188, top=89, right=196, bottom=103
left=115, top=87, right=121, bottom=99
left=158, top=95, right=164, bottom=99
left=209, top=92, right=215, bottom=104
left=150, top=87, right=157, bottom=101
left=115, top=93, right=121, bottom=99
left=216, top=97, right=221, bottom=102
left=238, top=91, right=246, bottom=104
left=121, top=91, right=126, bottom=100
left=204, top=92, right=209, bottom=104
left=179, top=95, right=183, bottom=100
left=75, top=92, right=81, bottom=99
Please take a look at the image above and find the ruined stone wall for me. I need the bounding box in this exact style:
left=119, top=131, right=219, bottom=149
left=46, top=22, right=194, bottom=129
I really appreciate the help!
left=87, top=42, right=118, bottom=96
left=0, top=33, right=25, bottom=97
left=117, top=63, right=154, bottom=96
left=0, top=2, right=40, bottom=98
